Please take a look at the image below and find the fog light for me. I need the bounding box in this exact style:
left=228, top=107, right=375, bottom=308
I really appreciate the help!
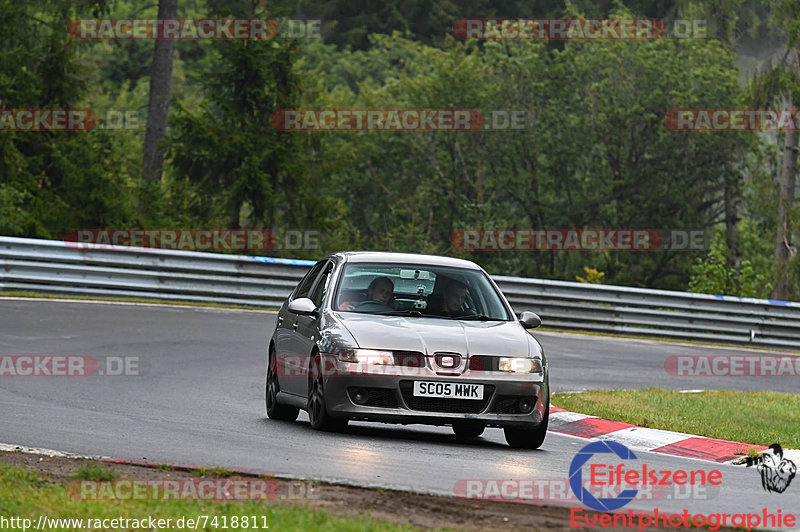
left=518, top=397, right=534, bottom=413
left=352, top=388, right=370, bottom=405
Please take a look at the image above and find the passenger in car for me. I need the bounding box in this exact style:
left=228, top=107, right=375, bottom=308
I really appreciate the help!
left=431, top=278, right=471, bottom=317
left=339, top=276, right=394, bottom=310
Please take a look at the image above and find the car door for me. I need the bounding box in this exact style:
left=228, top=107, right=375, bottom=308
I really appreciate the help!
left=294, top=260, right=334, bottom=398
left=276, top=260, right=327, bottom=396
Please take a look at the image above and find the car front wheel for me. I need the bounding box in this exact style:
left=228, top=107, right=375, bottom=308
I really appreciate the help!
left=265, top=349, right=299, bottom=422
left=452, top=421, right=485, bottom=439
left=307, top=356, right=348, bottom=432
left=504, top=399, right=549, bottom=449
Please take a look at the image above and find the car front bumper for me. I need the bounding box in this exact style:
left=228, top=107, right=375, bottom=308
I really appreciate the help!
left=319, top=354, right=548, bottom=429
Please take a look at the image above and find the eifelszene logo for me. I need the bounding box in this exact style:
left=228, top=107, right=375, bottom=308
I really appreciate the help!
left=569, top=441, right=639, bottom=511
left=568, top=441, right=722, bottom=512
left=746, top=444, right=796, bottom=494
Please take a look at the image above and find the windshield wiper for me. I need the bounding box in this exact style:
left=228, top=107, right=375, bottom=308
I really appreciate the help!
left=458, top=314, right=497, bottom=321
left=375, top=310, right=440, bottom=318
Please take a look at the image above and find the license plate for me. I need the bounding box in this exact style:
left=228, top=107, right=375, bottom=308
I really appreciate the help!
left=413, top=381, right=483, bottom=400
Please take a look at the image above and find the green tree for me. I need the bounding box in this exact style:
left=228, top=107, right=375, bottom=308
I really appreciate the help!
left=0, top=0, right=138, bottom=238
left=688, top=222, right=772, bottom=297
left=299, top=23, right=754, bottom=289
left=167, top=39, right=301, bottom=229
left=141, top=0, right=178, bottom=184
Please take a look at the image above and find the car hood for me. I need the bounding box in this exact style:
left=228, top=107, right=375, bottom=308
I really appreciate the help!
left=335, top=313, right=536, bottom=357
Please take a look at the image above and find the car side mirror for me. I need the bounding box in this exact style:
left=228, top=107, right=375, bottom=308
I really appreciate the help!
left=288, top=297, right=318, bottom=316
left=519, top=311, right=541, bottom=329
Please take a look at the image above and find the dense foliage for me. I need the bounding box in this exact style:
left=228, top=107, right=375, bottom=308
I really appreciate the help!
left=1, top=0, right=798, bottom=298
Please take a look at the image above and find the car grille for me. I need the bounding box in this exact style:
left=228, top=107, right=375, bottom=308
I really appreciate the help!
left=398, top=381, right=494, bottom=413
left=468, top=355, right=489, bottom=371
left=347, top=387, right=400, bottom=408
left=395, top=352, right=425, bottom=368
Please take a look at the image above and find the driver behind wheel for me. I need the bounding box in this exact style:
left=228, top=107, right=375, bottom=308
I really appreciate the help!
left=339, top=276, right=394, bottom=310
left=430, top=278, right=474, bottom=317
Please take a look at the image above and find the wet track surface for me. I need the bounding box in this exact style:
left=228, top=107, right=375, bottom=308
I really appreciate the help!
left=1, top=299, right=798, bottom=523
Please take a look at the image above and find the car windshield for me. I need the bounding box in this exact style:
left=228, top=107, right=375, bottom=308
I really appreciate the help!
left=334, top=263, right=511, bottom=320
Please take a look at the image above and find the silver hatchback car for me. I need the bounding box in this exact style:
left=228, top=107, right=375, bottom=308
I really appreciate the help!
left=266, top=251, right=549, bottom=449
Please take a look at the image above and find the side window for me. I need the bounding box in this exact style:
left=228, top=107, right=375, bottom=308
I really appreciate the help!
left=292, top=261, right=326, bottom=300
left=309, top=262, right=334, bottom=307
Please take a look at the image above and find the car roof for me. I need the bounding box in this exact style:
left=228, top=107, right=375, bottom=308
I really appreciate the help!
left=328, top=251, right=482, bottom=270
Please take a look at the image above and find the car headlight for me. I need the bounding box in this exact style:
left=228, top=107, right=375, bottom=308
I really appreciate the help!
left=498, top=357, right=542, bottom=373
left=339, top=349, right=394, bottom=365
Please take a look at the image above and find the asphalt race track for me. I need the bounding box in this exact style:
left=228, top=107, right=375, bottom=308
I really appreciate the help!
left=1, top=299, right=798, bottom=523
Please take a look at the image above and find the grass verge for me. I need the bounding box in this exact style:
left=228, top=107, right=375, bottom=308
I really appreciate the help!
left=72, top=464, right=118, bottom=481
left=552, top=388, right=800, bottom=449
left=0, top=462, right=439, bottom=532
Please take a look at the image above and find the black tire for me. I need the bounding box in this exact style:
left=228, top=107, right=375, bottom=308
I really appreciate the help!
left=307, top=356, right=348, bottom=432
left=452, top=422, right=485, bottom=439
left=265, top=348, right=299, bottom=422
left=504, top=398, right=549, bottom=449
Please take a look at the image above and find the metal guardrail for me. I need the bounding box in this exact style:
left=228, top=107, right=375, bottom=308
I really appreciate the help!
left=0, top=237, right=312, bottom=308
left=2, top=236, right=799, bottom=349
left=495, top=276, right=800, bottom=349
